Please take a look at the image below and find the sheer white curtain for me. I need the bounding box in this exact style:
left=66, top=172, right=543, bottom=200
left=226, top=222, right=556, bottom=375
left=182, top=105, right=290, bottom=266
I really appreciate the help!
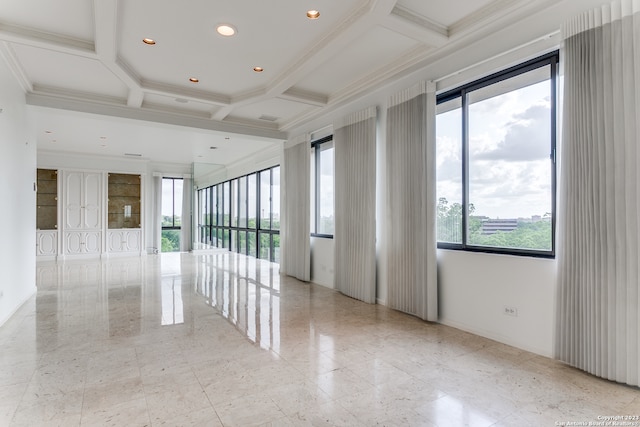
left=152, top=174, right=162, bottom=254
left=281, top=134, right=311, bottom=281
left=334, top=107, right=377, bottom=303
left=385, top=81, right=438, bottom=321
left=556, top=0, right=640, bottom=386
left=180, top=176, right=193, bottom=252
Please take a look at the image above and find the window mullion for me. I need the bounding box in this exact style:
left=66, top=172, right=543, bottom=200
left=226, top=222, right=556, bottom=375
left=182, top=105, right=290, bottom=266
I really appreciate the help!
left=462, top=91, right=470, bottom=249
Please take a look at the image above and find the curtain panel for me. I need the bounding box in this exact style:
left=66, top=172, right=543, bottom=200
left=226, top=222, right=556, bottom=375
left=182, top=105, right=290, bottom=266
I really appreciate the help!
left=385, top=81, right=438, bottom=321
left=152, top=174, right=162, bottom=254
left=556, top=0, right=640, bottom=386
left=334, top=106, right=377, bottom=303
left=281, top=134, right=311, bottom=281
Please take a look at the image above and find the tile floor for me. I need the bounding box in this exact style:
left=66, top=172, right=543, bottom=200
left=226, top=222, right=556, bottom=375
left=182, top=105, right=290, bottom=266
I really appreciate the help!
left=1, top=252, right=638, bottom=426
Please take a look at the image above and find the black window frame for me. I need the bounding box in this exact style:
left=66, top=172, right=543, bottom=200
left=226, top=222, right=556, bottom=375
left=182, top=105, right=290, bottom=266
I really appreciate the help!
left=436, top=51, right=558, bottom=259
left=310, top=134, right=334, bottom=239
left=196, top=165, right=281, bottom=263
left=161, top=177, right=183, bottom=231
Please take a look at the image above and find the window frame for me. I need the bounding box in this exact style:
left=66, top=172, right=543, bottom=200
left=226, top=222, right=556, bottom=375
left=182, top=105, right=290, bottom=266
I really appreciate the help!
left=196, top=165, right=281, bottom=263
left=161, top=177, right=183, bottom=231
left=310, top=134, right=334, bottom=239
left=436, top=51, right=558, bottom=259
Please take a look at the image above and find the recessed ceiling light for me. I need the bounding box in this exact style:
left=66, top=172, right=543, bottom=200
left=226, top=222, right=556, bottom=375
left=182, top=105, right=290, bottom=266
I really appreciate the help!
left=253, top=66, right=264, bottom=73
left=189, top=77, right=199, bottom=83
left=142, top=38, right=156, bottom=45
left=209, top=146, right=218, bottom=150
left=216, top=24, right=237, bottom=37
left=224, top=137, right=230, bottom=140
left=307, top=10, right=320, bottom=19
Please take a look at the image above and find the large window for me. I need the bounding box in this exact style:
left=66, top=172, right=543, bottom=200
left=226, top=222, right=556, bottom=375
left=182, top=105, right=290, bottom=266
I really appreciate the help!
left=161, top=177, right=183, bottom=252
left=196, top=165, right=280, bottom=262
left=436, top=51, right=557, bottom=257
left=310, top=135, right=334, bottom=237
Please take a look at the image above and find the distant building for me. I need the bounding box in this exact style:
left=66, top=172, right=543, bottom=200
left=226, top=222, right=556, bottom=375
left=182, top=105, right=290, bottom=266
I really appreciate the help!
left=481, top=218, right=518, bottom=235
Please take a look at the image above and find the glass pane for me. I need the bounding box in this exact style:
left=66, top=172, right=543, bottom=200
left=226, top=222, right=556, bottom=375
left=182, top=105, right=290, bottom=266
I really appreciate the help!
left=259, top=232, right=270, bottom=260
left=248, top=174, right=257, bottom=229
left=318, top=143, right=334, bottom=235
left=467, top=65, right=552, bottom=251
left=231, top=230, right=237, bottom=252
left=436, top=97, right=463, bottom=244
left=223, top=229, right=230, bottom=249
left=310, top=149, right=316, bottom=234
left=223, top=182, right=230, bottom=227
left=231, top=179, right=238, bottom=227
left=248, top=232, right=257, bottom=258
left=239, top=176, right=247, bottom=228
left=239, top=230, right=247, bottom=255
left=272, top=167, right=280, bottom=231
left=161, top=230, right=180, bottom=252
left=174, top=179, right=183, bottom=227
left=161, top=179, right=174, bottom=227
left=211, top=186, right=217, bottom=226
left=273, top=234, right=280, bottom=263
left=260, top=170, right=270, bottom=229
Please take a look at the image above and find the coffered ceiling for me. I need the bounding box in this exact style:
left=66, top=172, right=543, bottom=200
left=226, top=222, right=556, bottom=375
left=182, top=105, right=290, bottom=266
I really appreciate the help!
left=0, top=0, right=606, bottom=164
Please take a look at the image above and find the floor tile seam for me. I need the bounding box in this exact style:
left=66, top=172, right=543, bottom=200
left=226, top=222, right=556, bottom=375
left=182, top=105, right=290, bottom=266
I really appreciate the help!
left=189, top=362, right=226, bottom=426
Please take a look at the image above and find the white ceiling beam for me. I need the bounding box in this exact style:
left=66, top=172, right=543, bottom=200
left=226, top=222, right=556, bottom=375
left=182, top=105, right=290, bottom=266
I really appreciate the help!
left=141, top=80, right=231, bottom=106
left=0, top=23, right=95, bottom=58
left=279, top=88, right=328, bottom=107
left=382, top=5, right=449, bottom=46
left=93, top=0, right=146, bottom=108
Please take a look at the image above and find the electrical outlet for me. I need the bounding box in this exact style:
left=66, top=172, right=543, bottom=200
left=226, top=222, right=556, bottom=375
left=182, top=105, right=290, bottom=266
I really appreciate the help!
left=503, top=306, right=518, bottom=317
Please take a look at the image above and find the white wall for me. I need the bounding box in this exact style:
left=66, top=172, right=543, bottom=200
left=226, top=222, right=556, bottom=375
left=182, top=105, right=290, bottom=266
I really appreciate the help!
left=0, top=55, right=37, bottom=327
left=310, top=237, right=334, bottom=288
left=438, top=250, right=556, bottom=357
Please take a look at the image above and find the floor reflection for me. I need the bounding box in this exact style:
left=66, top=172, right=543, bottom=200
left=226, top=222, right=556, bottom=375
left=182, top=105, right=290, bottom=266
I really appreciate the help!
left=195, top=253, right=280, bottom=351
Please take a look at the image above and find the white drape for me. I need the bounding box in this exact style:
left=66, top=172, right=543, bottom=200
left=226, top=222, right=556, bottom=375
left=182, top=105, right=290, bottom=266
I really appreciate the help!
left=180, top=176, right=193, bottom=252
left=281, top=134, right=311, bottom=281
left=334, top=107, right=377, bottom=304
left=385, top=81, right=438, bottom=321
left=152, top=174, right=162, bottom=254
left=556, top=0, right=640, bottom=386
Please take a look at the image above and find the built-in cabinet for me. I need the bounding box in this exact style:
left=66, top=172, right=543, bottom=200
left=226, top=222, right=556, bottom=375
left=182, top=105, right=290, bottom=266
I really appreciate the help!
left=36, top=168, right=145, bottom=260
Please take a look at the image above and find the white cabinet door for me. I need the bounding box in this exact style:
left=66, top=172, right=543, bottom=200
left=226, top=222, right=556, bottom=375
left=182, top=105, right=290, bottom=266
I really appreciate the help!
left=65, top=172, right=83, bottom=229
left=64, top=231, right=102, bottom=254
left=36, top=231, right=57, bottom=256
left=83, top=173, right=101, bottom=229
left=84, top=231, right=101, bottom=254
left=65, top=231, right=84, bottom=255
left=64, top=171, right=101, bottom=230
left=107, top=229, right=141, bottom=253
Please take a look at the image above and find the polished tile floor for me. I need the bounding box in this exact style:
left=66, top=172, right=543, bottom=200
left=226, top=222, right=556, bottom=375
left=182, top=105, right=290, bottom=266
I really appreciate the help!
left=1, top=252, right=638, bottom=426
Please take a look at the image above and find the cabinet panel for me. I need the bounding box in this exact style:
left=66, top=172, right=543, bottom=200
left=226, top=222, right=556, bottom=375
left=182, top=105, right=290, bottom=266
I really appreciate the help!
left=107, top=229, right=141, bottom=253
left=36, top=231, right=57, bottom=256
left=84, top=231, right=101, bottom=253
left=84, top=173, right=102, bottom=229
left=65, top=231, right=83, bottom=255
left=65, top=172, right=83, bottom=229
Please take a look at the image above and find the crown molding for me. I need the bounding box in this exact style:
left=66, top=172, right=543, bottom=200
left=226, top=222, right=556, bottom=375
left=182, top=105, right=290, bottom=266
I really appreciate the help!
left=279, top=88, right=328, bottom=107
left=0, top=41, right=32, bottom=93
left=0, top=22, right=95, bottom=57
